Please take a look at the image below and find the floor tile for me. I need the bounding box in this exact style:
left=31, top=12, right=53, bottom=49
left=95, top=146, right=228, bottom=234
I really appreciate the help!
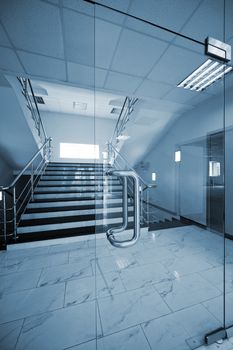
left=98, top=286, right=170, bottom=335
left=202, top=292, right=233, bottom=325
left=0, top=269, right=42, bottom=295
left=38, top=261, right=93, bottom=287
left=16, top=301, right=97, bottom=350
left=0, top=319, right=23, bottom=350
left=0, top=283, right=65, bottom=324
left=65, top=271, right=125, bottom=307
left=142, top=312, right=190, bottom=350
left=120, top=262, right=173, bottom=290
left=67, top=325, right=151, bottom=350
left=155, top=273, right=221, bottom=311
left=12, top=252, right=69, bottom=272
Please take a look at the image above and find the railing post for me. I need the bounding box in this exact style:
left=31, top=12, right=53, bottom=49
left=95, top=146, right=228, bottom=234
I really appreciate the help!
left=3, top=191, right=7, bottom=243
left=13, top=186, right=17, bottom=240
left=140, top=186, right=143, bottom=224
left=31, top=163, right=34, bottom=201
left=146, top=190, right=149, bottom=224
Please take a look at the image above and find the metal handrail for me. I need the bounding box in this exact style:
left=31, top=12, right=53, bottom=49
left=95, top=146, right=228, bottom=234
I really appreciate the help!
left=2, top=138, right=51, bottom=191
left=106, top=170, right=140, bottom=248
left=110, top=96, right=138, bottom=147
left=0, top=137, right=52, bottom=243
left=18, top=77, right=47, bottom=143
left=107, top=142, right=156, bottom=190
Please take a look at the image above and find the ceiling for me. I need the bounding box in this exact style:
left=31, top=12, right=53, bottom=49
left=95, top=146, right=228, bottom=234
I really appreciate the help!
left=0, top=0, right=232, bottom=164
left=30, top=79, right=125, bottom=118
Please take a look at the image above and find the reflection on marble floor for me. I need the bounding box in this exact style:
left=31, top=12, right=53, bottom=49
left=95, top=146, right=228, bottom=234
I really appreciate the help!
left=0, top=225, right=233, bottom=349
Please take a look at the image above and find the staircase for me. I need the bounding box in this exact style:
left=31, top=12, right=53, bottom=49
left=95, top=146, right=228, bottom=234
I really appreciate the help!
left=17, top=162, right=134, bottom=242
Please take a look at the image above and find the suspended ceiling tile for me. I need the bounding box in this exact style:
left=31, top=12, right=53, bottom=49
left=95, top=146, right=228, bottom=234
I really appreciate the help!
left=125, top=17, right=175, bottom=44
left=95, top=6, right=126, bottom=25
left=62, top=0, right=94, bottom=16
left=0, top=0, right=64, bottom=59
left=225, top=0, right=233, bottom=43
left=95, top=68, right=108, bottom=88
left=129, top=0, right=202, bottom=34
left=18, top=51, right=66, bottom=80
left=148, top=45, right=205, bottom=86
left=42, top=0, right=59, bottom=5
left=163, top=87, right=210, bottom=105
left=63, top=9, right=94, bottom=65
left=111, top=29, right=168, bottom=77
left=105, top=70, right=142, bottom=94
left=68, top=62, right=94, bottom=87
left=95, top=19, right=121, bottom=69
left=180, top=0, right=224, bottom=43
left=0, top=47, right=24, bottom=73
left=136, top=79, right=172, bottom=99
left=0, top=24, right=11, bottom=47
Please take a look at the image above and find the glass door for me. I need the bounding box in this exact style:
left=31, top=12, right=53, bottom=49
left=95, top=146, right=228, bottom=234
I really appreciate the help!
left=224, top=0, right=233, bottom=334
left=94, top=1, right=227, bottom=349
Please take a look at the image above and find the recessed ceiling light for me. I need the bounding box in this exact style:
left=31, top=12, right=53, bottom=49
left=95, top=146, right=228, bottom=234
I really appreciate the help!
left=177, top=59, right=233, bottom=92
left=116, top=134, right=130, bottom=141
left=73, top=101, right=87, bottom=110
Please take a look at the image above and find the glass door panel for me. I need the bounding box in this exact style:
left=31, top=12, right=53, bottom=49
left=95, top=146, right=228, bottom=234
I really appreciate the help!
left=94, top=1, right=226, bottom=349
left=224, top=0, right=233, bottom=330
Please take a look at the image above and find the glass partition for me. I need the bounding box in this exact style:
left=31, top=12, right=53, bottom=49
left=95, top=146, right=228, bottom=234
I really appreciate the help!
left=94, top=1, right=226, bottom=349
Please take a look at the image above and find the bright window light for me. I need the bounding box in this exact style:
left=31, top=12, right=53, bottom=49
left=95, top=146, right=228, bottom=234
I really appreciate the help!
left=60, top=143, right=99, bottom=159
left=175, top=150, right=181, bottom=162
left=0, top=191, right=2, bottom=201
left=209, top=161, right=221, bottom=177
left=152, top=172, right=157, bottom=181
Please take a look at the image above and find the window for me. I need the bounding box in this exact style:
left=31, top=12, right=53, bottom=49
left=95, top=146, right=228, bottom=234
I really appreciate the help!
left=0, top=191, right=2, bottom=201
left=60, top=143, right=99, bottom=159
left=175, top=150, right=181, bottom=162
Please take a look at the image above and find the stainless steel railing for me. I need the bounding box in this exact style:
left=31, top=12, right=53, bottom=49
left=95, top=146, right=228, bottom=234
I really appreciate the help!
left=107, top=142, right=156, bottom=224
left=110, top=96, right=138, bottom=148
left=17, top=77, right=47, bottom=144
left=0, top=137, right=52, bottom=244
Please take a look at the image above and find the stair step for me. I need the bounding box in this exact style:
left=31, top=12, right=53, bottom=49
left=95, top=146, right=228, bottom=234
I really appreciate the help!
left=44, top=169, right=105, bottom=176
left=17, top=216, right=134, bottom=234
left=27, top=198, right=130, bottom=209
left=49, top=162, right=105, bottom=167
left=46, top=166, right=106, bottom=171
left=41, top=175, right=116, bottom=180
left=38, top=180, right=120, bottom=186
left=22, top=206, right=134, bottom=220
left=33, top=192, right=123, bottom=200
left=34, top=185, right=122, bottom=193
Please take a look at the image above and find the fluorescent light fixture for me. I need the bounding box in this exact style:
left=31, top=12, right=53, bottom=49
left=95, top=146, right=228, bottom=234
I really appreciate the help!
left=152, top=172, right=157, bottom=181
left=175, top=150, right=181, bottom=162
left=116, top=135, right=130, bottom=141
left=0, top=191, right=2, bottom=201
left=60, top=143, right=99, bottom=159
left=177, top=59, right=232, bottom=92
left=209, top=161, right=220, bottom=177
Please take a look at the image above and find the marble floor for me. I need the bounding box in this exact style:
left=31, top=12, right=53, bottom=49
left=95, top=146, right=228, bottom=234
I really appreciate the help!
left=0, top=225, right=233, bottom=350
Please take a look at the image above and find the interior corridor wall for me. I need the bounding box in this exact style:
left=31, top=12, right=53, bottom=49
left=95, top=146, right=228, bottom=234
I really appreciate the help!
left=138, top=86, right=233, bottom=231
left=41, top=112, right=115, bottom=163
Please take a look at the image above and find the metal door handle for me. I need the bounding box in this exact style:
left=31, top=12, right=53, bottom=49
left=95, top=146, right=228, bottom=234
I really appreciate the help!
left=106, top=170, right=140, bottom=248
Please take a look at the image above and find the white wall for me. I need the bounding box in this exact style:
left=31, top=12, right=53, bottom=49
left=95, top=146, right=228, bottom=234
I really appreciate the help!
left=0, top=85, right=38, bottom=176
left=0, top=156, right=13, bottom=186
left=41, top=112, right=115, bottom=163
left=137, top=90, right=226, bottom=224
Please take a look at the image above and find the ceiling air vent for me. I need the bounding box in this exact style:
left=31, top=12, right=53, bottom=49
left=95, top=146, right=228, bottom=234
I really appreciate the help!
left=35, top=96, right=45, bottom=104
left=111, top=107, right=121, bottom=114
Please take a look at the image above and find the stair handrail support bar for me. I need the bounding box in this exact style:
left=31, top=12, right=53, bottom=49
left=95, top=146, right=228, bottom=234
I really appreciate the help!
left=0, top=137, right=52, bottom=244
